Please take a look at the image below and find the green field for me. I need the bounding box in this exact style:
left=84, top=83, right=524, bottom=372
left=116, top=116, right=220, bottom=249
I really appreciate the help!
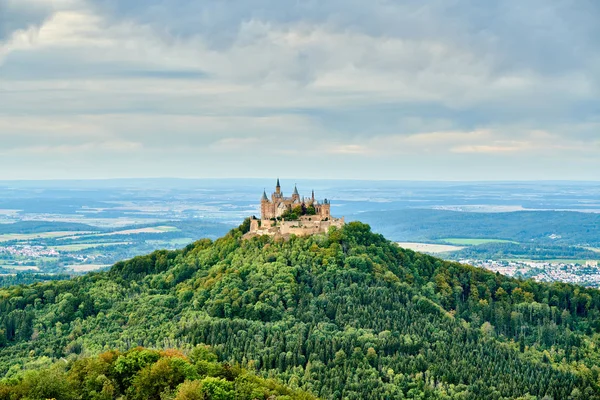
left=441, top=238, right=519, bottom=246
left=50, top=242, right=131, bottom=251
left=0, top=265, right=39, bottom=271
left=145, top=237, right=195, bottom=247
left=91, top=225, right=180, bottom=237
left=397, top=242, right=464, bottom=254
left=66, top=264, right=111, bottom=272
left=0, top=231, right=94, bottom=243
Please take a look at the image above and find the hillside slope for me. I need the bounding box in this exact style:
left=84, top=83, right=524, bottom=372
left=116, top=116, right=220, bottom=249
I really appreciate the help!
left=0, top=346, right=315, bottom=400
left=2, top=222, right=600, bottom=399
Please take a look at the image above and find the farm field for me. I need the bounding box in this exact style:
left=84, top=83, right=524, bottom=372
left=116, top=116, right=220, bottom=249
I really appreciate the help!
left=92, top=226, right=180, bottom=236
left=0, top=215, right=229, bottom=284
left=50, top=242, right=132, bottom=251
left=0, top=231, right=95, bottom=243
left=146, top=238, right=195, bottom=246
left=0, top=265, right=39, bottom=271
left=397, top=242, right=464, bottom=254
left=441, top=238, right=519, bottom=246
left=66, top=264, right=111, bottom=272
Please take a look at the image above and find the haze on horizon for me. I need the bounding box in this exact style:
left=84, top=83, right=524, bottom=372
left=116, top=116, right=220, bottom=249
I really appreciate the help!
left=1, top=0, right=599, bottom=181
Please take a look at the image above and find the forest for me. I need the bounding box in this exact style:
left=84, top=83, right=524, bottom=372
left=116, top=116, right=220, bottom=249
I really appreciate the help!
left=1, top=221, right=600, bottom=399
left=0, top=345, right=313, bottom=400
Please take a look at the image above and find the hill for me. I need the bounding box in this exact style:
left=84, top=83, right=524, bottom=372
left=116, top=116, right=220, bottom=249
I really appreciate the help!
left=1, top=222, right=600, bottom=399
left=358, top=209, right=600, bottom=246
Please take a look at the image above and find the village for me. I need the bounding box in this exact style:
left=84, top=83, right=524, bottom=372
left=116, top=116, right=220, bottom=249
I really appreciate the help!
left=464, top=258, right=600, bottom=288
left=0, top=244, right=105, bottom=272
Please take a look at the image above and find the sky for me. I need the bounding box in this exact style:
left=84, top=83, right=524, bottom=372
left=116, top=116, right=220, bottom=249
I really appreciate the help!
left=0, top=0, right=599, bottom=181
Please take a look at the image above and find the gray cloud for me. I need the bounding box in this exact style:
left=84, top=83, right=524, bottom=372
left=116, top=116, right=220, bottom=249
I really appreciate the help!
left=0, top=0, right=52, bottom=39
left=0, top=0, right=598, bottom=180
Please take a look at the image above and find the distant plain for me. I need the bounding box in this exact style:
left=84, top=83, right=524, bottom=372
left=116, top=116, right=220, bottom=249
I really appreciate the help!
left=0, top=179, right=598, bottom=284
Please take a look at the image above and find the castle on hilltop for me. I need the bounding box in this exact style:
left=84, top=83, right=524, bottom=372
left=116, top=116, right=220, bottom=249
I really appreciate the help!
left=248, top=179, right=345, bottom=237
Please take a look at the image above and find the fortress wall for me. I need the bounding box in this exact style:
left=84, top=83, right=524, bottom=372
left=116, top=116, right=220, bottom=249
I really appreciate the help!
left=298, top=215, right=323, bottom=222
left=249, top=217, right=344, bottom=237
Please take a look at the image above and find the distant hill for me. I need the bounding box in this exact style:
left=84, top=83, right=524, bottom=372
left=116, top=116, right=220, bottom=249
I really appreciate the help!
left=1, top=222, right=600, bottom=398
left=357, top=209, right=600, bottom=246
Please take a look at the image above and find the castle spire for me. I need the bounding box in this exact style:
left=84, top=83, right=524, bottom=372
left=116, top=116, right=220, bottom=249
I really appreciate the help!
left=293, top=184, right=299, bottom=195
left=275, top=178, right=281, bottom=195
left=311, top=190, right=315, bottom=201
left=262, top=189, right=268, bottom=201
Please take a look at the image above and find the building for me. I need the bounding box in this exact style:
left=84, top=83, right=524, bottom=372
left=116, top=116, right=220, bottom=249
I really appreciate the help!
left=248, top=179, right=344, bottom=237
left=260, top=178, right=331, bottom=220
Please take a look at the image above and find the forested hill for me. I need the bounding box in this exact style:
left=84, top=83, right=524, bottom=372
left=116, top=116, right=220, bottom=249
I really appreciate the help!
left=2, top=222, right=600, bottom=399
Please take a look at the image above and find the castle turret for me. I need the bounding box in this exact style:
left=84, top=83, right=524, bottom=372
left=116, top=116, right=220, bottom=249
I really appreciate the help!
left=272, top=178, right=283, bottom=203
left=320, top=198, right=331, bottom=218
left=260, top=189, right=271, bottom=219
left=292, top=184, right=300, bottom=202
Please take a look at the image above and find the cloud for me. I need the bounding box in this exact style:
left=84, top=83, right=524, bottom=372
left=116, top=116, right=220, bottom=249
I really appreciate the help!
left=4, top=140, right=142, bottom=156
left=329, top=145, right=368, bottom=155
left=451, top=144, right=529, bottom=154
left=0, top=0, right=599, bottom=179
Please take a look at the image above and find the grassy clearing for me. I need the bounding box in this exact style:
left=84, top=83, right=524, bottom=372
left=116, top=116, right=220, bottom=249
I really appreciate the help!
left=585, top=247, right=600, bottom=253
left=397, top=242, right=464, bottom=254
left=441, top=238, right=519, bottom=246
left=66, top=264, right=111, bottom=272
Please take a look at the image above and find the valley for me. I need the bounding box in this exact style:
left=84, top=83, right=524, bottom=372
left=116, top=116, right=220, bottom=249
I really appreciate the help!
left=1, top=180, right=599, bottom=289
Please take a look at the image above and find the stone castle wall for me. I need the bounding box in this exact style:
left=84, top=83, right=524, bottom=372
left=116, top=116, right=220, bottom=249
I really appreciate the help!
left=248, top=216, right=344, bottom=237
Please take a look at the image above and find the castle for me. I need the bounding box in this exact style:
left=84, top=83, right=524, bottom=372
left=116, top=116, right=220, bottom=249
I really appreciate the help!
left=248, top=179, right=345, bottom=237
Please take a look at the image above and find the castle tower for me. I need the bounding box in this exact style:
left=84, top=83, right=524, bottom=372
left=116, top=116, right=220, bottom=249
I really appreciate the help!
left=272, top=178, right=283, bottom=203
left=260, top=189, right=271, bottom=219
left=320, top=198, right=331, bottom=218
left=292, top=184, right=300, bottom=202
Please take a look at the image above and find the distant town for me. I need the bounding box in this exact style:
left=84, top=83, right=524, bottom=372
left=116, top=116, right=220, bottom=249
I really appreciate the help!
left=463, top=259, right=600, bottom=288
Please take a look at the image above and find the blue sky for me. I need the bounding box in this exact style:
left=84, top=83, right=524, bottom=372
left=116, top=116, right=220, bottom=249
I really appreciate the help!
left=0, top=0, right=598, bottom=180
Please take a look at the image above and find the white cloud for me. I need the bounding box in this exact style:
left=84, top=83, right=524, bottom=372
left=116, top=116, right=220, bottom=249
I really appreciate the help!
left=0, top=0, right=598, bottom=179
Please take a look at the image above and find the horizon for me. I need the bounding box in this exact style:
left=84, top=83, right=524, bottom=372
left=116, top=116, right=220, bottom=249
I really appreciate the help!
left=1, top=177, right=599, bottom=183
